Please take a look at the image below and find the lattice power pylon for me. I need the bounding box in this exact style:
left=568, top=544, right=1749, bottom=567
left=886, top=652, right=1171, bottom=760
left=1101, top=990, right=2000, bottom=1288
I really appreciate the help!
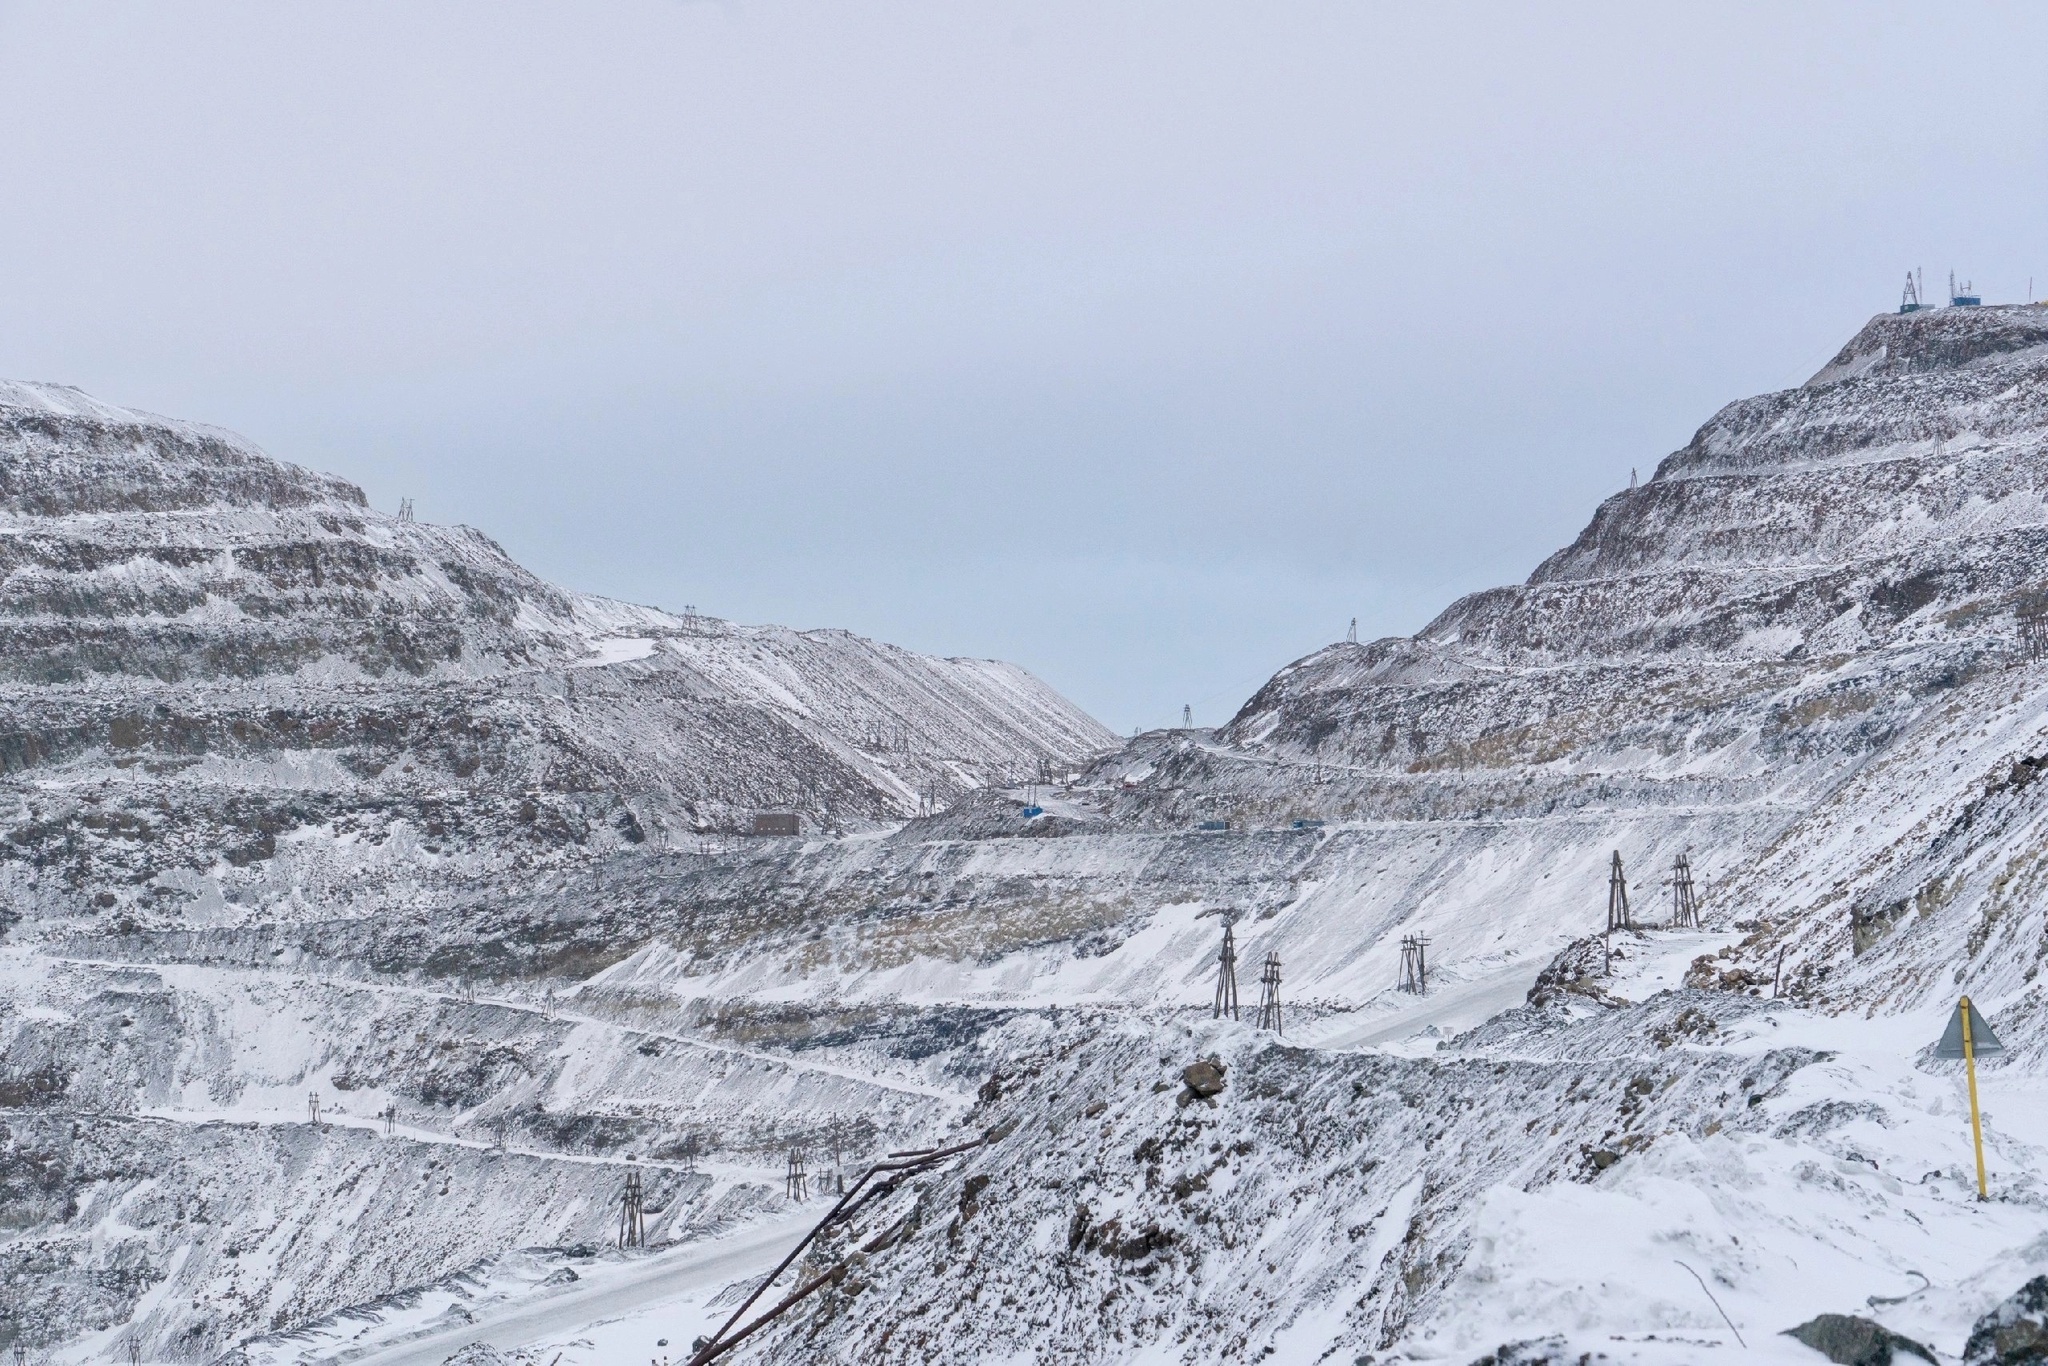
left=1670, top=853, right=1701, bottom=929
left=1606, top=851, right=1633, bottom=933
left=618, top=1168, right=646, bottom=1248
left=1213, top=920, right=1241, bottom=1021
left=1255, top=953, right=1283, bottom=1033
left=785, top=1147, right=809, bottom=1202
left=1399, top=935, right=1429, bottom=995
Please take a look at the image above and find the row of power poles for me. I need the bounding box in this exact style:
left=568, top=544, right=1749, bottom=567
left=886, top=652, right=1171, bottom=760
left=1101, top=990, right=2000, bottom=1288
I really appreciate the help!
left=1211, top=921, right=1286, bottom=1034
left=1203, top=851, right=1706, bottom=1018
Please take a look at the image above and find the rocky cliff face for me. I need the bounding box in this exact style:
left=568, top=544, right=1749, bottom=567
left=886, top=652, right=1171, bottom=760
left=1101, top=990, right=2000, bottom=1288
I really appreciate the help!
left=0, top=379, right=590, bottom=685
left=1221, top=306, right=2048, bottom=787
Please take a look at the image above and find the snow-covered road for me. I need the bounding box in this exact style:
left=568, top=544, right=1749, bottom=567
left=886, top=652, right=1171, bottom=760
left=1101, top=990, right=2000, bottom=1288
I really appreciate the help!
left=329, top=1213, right=812, bottom=1366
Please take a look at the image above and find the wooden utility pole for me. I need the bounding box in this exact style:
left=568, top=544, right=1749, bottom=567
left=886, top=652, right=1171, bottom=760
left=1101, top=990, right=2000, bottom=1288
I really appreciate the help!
left=1213, top=921, right=1240, bottom=1020
left=1670, top=853, right=1701, bottom=929
left=1255, top=953, right=1283, bottom=1033
left=1399, top=935, right=1429, bottom=994
left=785, top=1148, right=809, bottom=1202
left=826, top=1123, right=848, bottom=1195
left=618, top=1168, right=646, bottom=1248
left=1607, top=851, right=1632, bottom=932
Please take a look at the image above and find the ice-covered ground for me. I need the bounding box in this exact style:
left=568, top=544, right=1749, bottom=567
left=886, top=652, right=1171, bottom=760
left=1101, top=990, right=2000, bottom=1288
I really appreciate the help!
left=1433, top=999, right=2048, bottom=1363
left=226, top=1208, right=814, bottom=1366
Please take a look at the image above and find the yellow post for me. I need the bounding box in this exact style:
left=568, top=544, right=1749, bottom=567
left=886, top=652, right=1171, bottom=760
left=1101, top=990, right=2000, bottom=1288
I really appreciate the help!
left=1962, top=996, right=1989, bottom=1201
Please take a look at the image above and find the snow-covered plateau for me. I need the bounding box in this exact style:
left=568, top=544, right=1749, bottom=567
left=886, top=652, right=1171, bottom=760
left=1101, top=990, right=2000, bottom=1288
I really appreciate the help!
left=15, top=307, right=2048, bottom=1364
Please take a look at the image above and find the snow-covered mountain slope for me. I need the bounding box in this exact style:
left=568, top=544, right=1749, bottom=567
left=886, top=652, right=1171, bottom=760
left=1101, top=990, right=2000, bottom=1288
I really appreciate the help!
left=22, top=307, right=2048, bottom=1366
left=0, top=380, right=1114, bottom=940
left=617, top=305, right=2048, bottom=1363
left=740, top=984, right=2048, bottom=1366
left=1212, top=307, right=2048, bottom=792
left=43, top=305, right=2044, bottom=1020
left=0, top=948, right=963, bottom=1361
left=942, top=303, right=2048, bottom=1016
left=0, top=378, right=1114, bottom=1361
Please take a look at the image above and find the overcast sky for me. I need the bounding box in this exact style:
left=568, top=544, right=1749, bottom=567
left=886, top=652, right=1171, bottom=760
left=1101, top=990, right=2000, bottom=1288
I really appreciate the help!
left=2, top=3, right=2045, bottom=730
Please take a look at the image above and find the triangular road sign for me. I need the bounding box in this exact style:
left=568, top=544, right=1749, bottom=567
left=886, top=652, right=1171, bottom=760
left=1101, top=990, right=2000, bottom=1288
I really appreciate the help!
left=1936, top=999, right=2005, bottom=1058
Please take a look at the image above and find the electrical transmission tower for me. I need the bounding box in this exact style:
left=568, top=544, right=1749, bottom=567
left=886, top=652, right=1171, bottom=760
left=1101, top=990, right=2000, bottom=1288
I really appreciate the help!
left=1212, top=920, right=1240, bottom=1020
left=618, top=1168, right=646, bottom=1248
left=307, top=1092, right=321, bottom=1126
left=1255, top=952, right=1283, bottom=1033
left=397, top=498, right=415, bottom=523
left=785, top=1147, right=809, bottom=1201
left=1669, top=853, right=1701, bottom=929
left=1348, top=617, right=1358, bottom=644
left=1398, top=935, right=1429, bottom=994
left=1606, top=851, right=1633, bottom=933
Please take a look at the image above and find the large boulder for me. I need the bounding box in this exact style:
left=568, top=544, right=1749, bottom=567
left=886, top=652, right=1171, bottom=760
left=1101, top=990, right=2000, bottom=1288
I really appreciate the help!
left=1965, top=1276, right=2048, bottom=1365
left=1784, top=1314, right=1935, bottom=1366
left=1180, top=1059, right=1227, bottom=1098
